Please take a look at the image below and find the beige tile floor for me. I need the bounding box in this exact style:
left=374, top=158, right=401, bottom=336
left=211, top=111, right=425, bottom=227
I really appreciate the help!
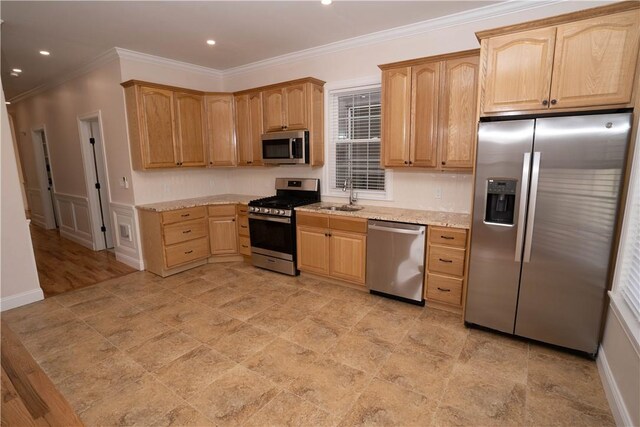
left=2, top=262, right=615, bottom=426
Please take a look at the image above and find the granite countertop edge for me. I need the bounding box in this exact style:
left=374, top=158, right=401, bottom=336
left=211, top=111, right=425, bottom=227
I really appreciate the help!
left=296, top=203, right=471, bottom=229
left=136, top=194, right=259, bottom=212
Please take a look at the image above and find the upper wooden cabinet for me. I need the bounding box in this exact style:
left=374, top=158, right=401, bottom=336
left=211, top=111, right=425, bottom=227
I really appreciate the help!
left=123, top=82, right=206, bottom=170
left=478, top=5, right=640, bottom=114
left=263, top=83, right=308, bottom=132
left=379, top=50, right=479, bottom=170
left=234, top=91, right=264, bottom=166
left=205, top=94, right=236, bottom=167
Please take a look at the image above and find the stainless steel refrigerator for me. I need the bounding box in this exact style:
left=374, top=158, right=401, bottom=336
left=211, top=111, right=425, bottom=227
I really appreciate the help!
left=465, top=112, right=632, bottom=355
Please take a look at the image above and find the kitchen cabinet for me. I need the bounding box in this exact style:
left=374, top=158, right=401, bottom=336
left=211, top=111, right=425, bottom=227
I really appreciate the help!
left=208, top=205, right=238, bottom=255
left=205, top=94, right=236, bottom=167
left=478, top=6, right=640, bottom=114
left=237, top=204, right=251, bottom=256
left=234, top=91, right=264, bottom=166
left=296, top=212, right=367, bottom=285
left=139, top=206, right=210, bottom=277
left=122, top=81, right=207, bottom=170
left=424, top=225, right=468, bottom=311
left=237, top=78, right=325, bottom=166
left=379, top=49, right=479, bottom=170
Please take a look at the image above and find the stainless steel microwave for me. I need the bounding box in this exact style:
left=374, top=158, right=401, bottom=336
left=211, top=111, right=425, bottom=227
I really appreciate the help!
left=261, top=130, right=309, bottom=165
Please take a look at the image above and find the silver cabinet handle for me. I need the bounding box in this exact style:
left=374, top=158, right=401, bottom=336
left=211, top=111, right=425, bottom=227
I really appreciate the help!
left=368, top=224, right=424, bottom=235
left=515, top=152, right=531, bottom=261
left=524, top=152, right=541, bottom=263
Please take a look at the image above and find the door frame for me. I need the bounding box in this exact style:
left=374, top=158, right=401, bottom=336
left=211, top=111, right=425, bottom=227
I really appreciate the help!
left=30, top=125, right=58, bottom=229
left=77, top=110, right=114, bottom=250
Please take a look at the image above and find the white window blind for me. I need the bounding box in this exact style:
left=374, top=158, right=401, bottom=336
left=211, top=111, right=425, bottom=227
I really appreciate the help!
left=328, top=86, right=385, bottom=196
left=617, top=138, right=640, bottom=320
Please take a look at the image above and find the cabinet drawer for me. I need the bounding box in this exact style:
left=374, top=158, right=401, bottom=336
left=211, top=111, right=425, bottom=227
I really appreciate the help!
left=426, top=273, right=462, bottom=306
left=163, top=218, right=207, bottom=245
left=208, top=204, right=237, bottom=217
left=238, top=236, right=251, bottom=256
left=429, top=226, right=467, bottom=248
left=428, top=245, right=465, bottom=277
left=162, top=207, right=206, bottom=224
left=329, top=216, right=367, bottom=234
left=237, top=215, right=250, bottom=237
left=165, top=237, right=209, bottom=268
left=236, top=204, right=249, bottom=216
left=297, top=212, right=329, bottom=229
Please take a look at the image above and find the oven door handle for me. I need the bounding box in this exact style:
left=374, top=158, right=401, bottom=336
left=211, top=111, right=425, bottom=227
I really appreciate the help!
left=249, top=213, right=291, bottom=224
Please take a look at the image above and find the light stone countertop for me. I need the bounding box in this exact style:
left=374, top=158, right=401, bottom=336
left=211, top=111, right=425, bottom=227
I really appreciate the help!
left=296, top=202, right=471, bottom=229
left=136, top=194, right=259, bottom=212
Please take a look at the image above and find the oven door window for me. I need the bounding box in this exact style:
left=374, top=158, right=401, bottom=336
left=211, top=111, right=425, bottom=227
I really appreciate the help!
left=249, top=217, right=294, bottom=256
left=263, top=139, right=291, bottom=159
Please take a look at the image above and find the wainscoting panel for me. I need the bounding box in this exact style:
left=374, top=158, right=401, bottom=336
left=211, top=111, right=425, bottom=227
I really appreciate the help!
left=111, top=202, right=143, bottom=270
left=54, top=192, right=94, bottom=249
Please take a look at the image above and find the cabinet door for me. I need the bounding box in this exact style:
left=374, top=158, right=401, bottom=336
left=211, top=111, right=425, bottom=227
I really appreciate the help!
left=205, top=95, right=236, bottom=167
left=140, top=86, right=177, bottom=168
left=296, top=226, right=330, bottom=276
left=262, top=88, right=285, bottom=132
left=249, top=92, right=264, bottom=166
left=440, top=56, right=479, bottom=169
left=550, top=10, right=640, bottom=109
left=329, top=231, right=366, bottom=285
left=410, top=62, right=440, bottom=168
left=208, top=216, right=238, bottom=255
left=175, top=92, right=206, bottom=167
left=234, top=95, right=253, bottom=165
left=482, top=27, right=556, bottom=113
left=284, top=83, right=308, bottom=130
left=382, top=67, right=412, bottom=167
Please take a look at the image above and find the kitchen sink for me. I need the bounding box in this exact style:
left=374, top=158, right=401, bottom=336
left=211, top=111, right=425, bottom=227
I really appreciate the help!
left=320, top=205, right=364, bottom=212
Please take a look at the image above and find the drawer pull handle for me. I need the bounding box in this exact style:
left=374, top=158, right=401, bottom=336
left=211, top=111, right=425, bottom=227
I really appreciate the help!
left=181, top=214, right=190, bottom=217
left=440, top=235, right=454, bottom=240
left=241, top=245, right=249, bottom=248
left=437, top=287, right=451, bottom=292
left=439, top=258, right=453, bottom=263
left=182, top=230, right=191, bottom=234
left=241, top=225, right=247, bottom=229
left=184, top=250, right=193, bottom=254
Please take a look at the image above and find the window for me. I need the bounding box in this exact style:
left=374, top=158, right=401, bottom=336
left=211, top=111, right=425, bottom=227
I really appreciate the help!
left=326, top=85, right=389, bottom=200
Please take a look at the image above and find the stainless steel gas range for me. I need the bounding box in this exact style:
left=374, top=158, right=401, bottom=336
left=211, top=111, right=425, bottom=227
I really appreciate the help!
left=248, top=178, right=320, bottom=275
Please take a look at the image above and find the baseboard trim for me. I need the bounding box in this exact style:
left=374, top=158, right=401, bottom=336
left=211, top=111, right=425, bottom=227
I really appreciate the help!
left=115, top=251, right=144, bottom=271
left=59, top=228, right=94, bottom=250
left=597, top=346, right=634, bottom=427
left=0, top=289, right=45, bottom=312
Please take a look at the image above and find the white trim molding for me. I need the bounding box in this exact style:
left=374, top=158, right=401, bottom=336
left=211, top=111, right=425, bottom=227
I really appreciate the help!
left=54, top=192, right=94, bottom=249
left=26, top=187, right=46, bottom=228
left=115, top=47, right=224, bottom=78
left=598, top=345, right=636, bottom=427
left=111, top=202, right=144, bottom=270
left=0, top=289, right=45, bottom=312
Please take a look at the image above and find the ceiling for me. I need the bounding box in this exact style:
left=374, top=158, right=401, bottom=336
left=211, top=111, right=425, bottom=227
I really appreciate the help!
left=0, top=1, right=501, bottom=100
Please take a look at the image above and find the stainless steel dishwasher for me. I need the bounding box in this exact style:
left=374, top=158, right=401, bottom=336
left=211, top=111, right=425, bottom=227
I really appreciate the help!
left=366, top=220, right=426, bottom=305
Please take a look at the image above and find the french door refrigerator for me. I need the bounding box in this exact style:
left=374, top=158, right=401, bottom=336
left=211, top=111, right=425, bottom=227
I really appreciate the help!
left=465, top=112, right=632, bottom=355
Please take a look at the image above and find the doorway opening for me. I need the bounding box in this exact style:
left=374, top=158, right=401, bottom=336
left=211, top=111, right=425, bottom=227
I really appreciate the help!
left=30, top=127, right=59, bottom=229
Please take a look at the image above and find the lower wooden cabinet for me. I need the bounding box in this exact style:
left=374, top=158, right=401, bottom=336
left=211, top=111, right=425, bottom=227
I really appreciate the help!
left=208, top=205, right=238, bottom=255
left=424, top=226, right=469, bottom=310
left=237, top=204, right=251, bottom=256
left=296, top=212, right=366, bottom=285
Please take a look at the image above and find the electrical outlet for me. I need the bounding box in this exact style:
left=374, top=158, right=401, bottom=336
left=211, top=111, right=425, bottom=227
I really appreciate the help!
left=121, top=176, right=129, bottom=189
left=435, top=187, right=442, bottom=199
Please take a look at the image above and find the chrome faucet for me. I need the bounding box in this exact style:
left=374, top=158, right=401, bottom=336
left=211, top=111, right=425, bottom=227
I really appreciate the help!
left=342, top=179, right=358, bottom=205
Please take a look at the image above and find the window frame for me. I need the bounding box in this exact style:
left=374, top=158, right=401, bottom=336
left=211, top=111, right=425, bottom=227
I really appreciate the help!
left=323, top=77, right=393, bottom=201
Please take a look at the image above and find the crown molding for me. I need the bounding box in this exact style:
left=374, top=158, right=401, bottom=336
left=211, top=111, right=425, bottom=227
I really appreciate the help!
left=8, top=48, right=120, bottom=103
left=222, top=0, right=564, bottom=77
left=115, top=47, right=224, bottom=78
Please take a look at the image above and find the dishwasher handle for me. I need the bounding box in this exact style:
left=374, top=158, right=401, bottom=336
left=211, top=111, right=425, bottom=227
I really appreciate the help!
left=368, top=224, right=425, bottom=235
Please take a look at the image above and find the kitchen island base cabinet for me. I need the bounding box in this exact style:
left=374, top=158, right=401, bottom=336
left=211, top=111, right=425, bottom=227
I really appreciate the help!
left=296, top=212, right=367, bottom=285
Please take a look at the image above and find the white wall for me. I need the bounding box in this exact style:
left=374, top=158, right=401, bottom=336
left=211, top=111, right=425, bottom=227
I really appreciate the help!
left=1, top=84, right=44, bottom=310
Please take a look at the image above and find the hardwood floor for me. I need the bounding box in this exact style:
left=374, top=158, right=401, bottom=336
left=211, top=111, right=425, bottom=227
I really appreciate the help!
left=1, top=321, right=83, bottom=426
left=30, top=225, right=135, bottom=297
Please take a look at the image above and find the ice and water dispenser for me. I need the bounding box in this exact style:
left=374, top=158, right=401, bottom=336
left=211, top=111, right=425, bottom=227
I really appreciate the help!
left=485, top=179, right=517, bottom=225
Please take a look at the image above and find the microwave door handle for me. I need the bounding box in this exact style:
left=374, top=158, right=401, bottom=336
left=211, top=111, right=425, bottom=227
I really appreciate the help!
left=290, top=138, right=296, bottom=159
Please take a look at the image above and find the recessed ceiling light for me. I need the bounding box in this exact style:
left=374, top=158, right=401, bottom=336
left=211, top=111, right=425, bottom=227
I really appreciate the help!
left=5, top=101, right=11, bottom=105
left=321, top=0, right=332, bottom=5
left=206, top=39, right=216, bottom=46
left=10, top=72, right=19, bottom=77
left=12, top=68, right=22, bottom=73
left=40, top=50, right=50, bottom=56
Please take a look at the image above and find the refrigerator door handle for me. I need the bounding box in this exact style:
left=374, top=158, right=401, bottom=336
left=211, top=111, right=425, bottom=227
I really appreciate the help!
left=515, top=152, right=531, bottom=261
left=523, top=151, right=541, bottom=263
